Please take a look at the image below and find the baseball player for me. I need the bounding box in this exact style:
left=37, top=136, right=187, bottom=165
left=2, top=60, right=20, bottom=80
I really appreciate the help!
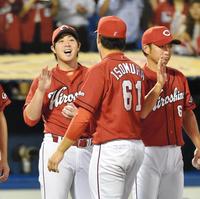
left=0, top=84, right=11, bottom=182
left=23, top=25, right=94, bottom=199
left=132, top=26, right=200, bottom=199
left=47, top=16, right=167, bottom=199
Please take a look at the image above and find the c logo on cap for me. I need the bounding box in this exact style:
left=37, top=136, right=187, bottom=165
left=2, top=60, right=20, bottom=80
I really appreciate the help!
left=60, top=25, right=75, bottom=32
left=60, top=25, right=68, bottom=30
left=163, top=29, right=171, bottom=37
left=113, top=31, right=118, bottom=37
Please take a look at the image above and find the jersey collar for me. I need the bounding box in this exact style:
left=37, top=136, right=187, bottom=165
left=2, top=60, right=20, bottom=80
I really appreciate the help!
left=103, top=52, right=128, bottom=61
left=52, top=64, right=83, bottom=84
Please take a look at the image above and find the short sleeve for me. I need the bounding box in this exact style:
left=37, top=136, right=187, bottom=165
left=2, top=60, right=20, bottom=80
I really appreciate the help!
left=75, top=65, right=105, bottom=113
left=24, top=78, right=39, bottom=108
left=183, top=76, right=196, bottom=110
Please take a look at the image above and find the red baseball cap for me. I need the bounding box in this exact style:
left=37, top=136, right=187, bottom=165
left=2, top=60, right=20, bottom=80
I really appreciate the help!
left=142, top=26, right=181, bottom=47
left=96, top=16, right=126, bottom=39
left=52, top=25, right=79, bottom=44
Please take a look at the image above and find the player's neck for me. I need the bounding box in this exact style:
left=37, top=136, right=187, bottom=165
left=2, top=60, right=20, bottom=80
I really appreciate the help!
left=146, top=59, right=158, bottom=73
left=57, top=59, right=78, bottom=71
left=100, top=47, right=122, bottom=59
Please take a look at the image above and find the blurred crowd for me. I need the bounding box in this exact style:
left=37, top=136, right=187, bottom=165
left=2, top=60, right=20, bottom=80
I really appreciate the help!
left=0, top=0, right=199, bottom=56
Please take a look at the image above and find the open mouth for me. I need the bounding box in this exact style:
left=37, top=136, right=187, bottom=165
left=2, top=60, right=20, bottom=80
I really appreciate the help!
left=64, top=49, right=72, bottom=55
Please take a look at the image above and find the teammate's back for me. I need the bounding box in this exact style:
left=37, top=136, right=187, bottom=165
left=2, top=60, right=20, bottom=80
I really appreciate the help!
left=84, top=54, right=145, bottom=144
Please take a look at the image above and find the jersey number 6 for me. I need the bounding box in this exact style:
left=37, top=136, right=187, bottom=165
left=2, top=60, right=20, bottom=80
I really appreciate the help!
left=122, top=80, right=142, bottom=111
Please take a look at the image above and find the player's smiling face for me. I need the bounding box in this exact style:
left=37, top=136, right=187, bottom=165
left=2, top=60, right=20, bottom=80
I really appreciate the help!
left=54, top=35, right=80, bottom=62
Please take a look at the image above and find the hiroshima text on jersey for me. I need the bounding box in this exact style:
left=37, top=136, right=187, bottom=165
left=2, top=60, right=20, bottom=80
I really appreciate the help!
left=152, top=87, right=184, bottom=111
left=110, top=62, right=145, bottom=80
left=48, top=87, right=85, bottom=110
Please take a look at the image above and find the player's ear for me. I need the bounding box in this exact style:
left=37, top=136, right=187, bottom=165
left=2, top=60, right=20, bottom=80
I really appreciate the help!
left=143, top=45, right=150, bottom=55
left=51, top=45, right=56, bottom=54
left=78, top=42, right=81, bottom=52
left=96, top=34, right=101, bottom=45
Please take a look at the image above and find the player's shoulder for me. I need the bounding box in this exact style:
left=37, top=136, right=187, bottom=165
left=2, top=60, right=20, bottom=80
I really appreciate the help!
left=88, top=60, right=105, bottom=72
left=77, top=63, right=88, bottom=70
left=76, top=63, right=89, bottom=74
left=167, top=66, right=185, bottom=78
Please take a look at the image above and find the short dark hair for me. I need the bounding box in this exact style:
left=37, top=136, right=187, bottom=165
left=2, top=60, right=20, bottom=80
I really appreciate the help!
left=54, top=32, right=79, bottom=44
left=100, top=35, right=126, bottom=51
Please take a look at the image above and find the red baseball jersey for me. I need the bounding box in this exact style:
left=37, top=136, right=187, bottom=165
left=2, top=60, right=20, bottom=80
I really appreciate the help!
left=0, top=84, right=11, bottom=111
left=141, top=65, right=196, bottom=146
left=75, top=52, right=145, bottom=144
left=24, top=64, right=93, bottom=137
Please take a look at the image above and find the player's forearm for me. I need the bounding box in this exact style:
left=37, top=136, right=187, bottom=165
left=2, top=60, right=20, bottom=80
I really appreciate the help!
left=141, top=82, right=162, bottom=119
left=66, top=107, right=92, bottom=140
left=0, top=113, right=8, bottom=161
left=183, top=110, right=200, bottom=149
left=24, top=88, right=45, bottom=121
left=57, top=137, right=75, bottom=153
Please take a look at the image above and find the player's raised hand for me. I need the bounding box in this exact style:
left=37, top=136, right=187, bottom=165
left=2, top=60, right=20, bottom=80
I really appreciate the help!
left=192, top=148, right=200, bottom=170
left=0, top=160, right=10, bottom=182
left=157, top=51, right=169, bottom=88
left=62, top=103, right=77, bottom=119
left=48, top=150, right=64, bottom=173
left=38, top=67, right=52, bottom=92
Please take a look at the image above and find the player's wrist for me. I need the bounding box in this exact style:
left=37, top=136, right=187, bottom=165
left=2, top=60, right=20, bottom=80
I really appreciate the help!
left=0, top=155, right=8, bottom=163
left=57, top=146, right=65, bottom=154
left=154, top=82, right=163, bottom=94
left=0, top=150, right=7, bottom=158
left=36, top=87, right=46, bottom=95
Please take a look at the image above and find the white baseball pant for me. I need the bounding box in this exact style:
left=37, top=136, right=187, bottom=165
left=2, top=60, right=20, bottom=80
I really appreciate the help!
left=132, top=146, right=184, bottom=199
left=39, top=134, right=93, bottom=199
left=89, top=139, right=144, bottom=199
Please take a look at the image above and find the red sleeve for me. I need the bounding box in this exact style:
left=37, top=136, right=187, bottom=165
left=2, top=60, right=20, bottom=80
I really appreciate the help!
left=0, top=85, right=11, bottom=111
left=23, top=110, right=40, bottom=126
left=65, top=107, right=93, bottom=141
left=75, top=64, right=105, bottom=113
left=183, top=76, right=196, bottom=110
left=23, top=78, right=40, bottom=126
left=24, top=78, right=39, bottom=108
